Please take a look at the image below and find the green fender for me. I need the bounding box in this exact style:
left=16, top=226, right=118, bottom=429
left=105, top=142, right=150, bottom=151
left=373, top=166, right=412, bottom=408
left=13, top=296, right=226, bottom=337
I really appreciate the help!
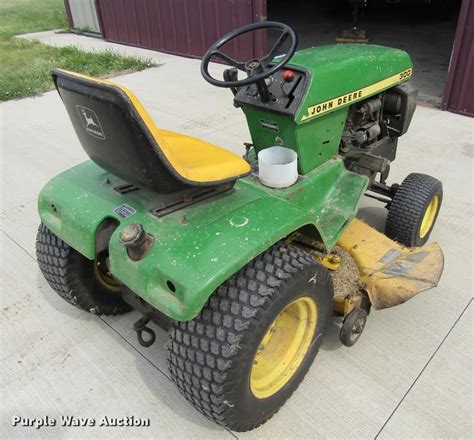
left=39, top=159, right=368, bottom=320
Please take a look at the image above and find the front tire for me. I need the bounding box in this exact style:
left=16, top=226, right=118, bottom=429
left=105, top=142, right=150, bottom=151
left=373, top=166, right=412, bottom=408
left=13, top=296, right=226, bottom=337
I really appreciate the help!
left=36, top=223, right=131, bottom=315
left=340, top=308, right=367, bottom=347
left=168, top=242, right=333, bottom=431
left=385, top=173, right=442, bottom=247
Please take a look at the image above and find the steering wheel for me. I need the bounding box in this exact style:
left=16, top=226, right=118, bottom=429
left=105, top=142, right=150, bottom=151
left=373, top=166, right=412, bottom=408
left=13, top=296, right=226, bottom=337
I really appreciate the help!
left=201, top=21, right=297, bottom=89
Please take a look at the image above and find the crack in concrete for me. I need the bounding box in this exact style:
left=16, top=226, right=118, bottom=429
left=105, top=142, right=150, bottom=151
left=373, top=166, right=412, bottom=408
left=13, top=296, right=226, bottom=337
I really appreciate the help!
left=374, top=297, right=473, bottom=439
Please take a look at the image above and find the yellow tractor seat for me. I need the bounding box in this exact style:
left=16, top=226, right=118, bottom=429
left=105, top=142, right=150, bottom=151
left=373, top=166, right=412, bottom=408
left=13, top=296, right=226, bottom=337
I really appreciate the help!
left=157, top=129, right=249, bottom=183
left=52, top=69, right=251, bottom=194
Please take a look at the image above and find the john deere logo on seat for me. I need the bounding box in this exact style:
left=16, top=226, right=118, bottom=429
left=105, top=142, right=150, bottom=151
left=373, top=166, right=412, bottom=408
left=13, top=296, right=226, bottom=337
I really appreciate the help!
left=76, top=105, right=105, bottom=140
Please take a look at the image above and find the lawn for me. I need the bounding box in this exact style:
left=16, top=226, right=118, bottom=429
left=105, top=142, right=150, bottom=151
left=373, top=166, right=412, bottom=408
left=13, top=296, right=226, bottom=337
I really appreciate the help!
left=0, top=0, right=154, bottom=101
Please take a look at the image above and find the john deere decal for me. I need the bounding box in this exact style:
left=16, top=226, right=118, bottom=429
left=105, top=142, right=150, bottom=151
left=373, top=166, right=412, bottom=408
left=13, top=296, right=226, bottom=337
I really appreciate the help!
left=301, top=69, right=412, bottom=122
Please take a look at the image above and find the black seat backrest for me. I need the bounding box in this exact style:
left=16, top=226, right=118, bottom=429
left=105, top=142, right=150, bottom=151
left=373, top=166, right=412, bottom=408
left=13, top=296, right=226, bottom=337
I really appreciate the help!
left=52, top=69, right=189, bottom=194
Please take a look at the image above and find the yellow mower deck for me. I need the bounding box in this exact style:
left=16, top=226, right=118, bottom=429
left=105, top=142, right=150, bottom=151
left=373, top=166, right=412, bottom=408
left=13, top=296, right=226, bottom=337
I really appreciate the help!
left=337, top=219, right=444, bottom=310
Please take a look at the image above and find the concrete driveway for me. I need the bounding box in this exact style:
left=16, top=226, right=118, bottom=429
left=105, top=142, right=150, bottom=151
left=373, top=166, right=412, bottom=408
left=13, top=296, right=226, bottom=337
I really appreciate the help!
left=1, top=32, right=473, bottom=439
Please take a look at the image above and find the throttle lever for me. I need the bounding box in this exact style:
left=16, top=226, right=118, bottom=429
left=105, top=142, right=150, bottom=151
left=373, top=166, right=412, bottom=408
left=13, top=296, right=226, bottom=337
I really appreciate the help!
left=223, top=68, right=239, bottom=96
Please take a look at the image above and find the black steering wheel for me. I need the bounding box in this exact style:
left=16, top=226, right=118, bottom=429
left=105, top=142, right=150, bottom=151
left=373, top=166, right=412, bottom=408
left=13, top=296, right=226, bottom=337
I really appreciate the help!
left=201, top=21, right=297, bottom=89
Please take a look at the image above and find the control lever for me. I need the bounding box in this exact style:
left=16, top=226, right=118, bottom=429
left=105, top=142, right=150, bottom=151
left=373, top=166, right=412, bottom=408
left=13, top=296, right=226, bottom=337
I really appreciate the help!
left=223, top=68, right=239, bottom=96
left=243, top=142, right=254, bottom=161
left=280, top=69, right=295, bottom=98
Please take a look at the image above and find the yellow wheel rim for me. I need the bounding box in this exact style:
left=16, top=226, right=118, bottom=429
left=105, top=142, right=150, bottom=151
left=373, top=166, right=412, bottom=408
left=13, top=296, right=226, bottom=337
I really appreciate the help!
left=419, top=195, right=440, bottom=239
left=94, top=252, right=121, bottom=292
left=250, top=296, right=318, bottom=399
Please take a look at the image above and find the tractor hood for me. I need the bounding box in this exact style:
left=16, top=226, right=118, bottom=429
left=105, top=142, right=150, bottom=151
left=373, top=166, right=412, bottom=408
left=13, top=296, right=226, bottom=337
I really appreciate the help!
left=287, top=44, right=413, bottom=123
left=241, top=44, right=413, bottom=176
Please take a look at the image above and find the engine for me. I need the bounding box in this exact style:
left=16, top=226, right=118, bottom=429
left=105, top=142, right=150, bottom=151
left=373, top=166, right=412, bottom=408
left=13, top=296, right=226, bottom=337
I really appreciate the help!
left=341, top=97, right=383, bottom=151
left=340, top=82, right=417, bottom=183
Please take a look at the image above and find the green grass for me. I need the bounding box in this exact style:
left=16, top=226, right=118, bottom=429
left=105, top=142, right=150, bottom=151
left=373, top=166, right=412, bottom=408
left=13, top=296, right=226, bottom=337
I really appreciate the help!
left=0, top=0, right=154, bottom=101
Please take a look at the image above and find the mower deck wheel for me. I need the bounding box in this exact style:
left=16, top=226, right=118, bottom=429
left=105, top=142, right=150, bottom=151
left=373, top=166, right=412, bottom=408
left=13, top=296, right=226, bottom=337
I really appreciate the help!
left=385, top=173, right=443, bottom=247
left=340, top=308, right=367, bottom=347
left=168, top=241, right=333, bottom=432
left=36, top=223, right=131, bottom=315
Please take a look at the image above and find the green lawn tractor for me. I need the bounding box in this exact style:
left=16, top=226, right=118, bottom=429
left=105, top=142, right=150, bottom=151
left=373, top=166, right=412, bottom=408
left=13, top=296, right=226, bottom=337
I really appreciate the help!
left=36, top=22, right=444, bottom=431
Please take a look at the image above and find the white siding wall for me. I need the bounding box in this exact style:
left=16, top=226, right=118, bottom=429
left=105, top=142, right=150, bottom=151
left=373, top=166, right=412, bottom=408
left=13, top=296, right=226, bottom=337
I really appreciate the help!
left=68, top=0, right=101, bottom=33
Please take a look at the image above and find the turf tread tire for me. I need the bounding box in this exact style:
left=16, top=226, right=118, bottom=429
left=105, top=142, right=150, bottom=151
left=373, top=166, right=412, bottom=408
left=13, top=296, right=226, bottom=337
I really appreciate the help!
left=168, top=241, right=333, bottom=432
left=36, top=223, right=131, bottom=315
left=385, top=173, right=442, bottom=247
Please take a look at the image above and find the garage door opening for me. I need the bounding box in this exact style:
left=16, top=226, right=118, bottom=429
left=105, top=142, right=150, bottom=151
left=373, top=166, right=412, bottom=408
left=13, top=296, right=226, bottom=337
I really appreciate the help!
left=267, top=0, right=462, bottom=106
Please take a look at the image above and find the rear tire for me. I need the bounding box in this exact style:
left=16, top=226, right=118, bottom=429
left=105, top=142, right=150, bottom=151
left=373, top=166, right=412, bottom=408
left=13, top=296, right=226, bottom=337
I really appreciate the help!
left=168, top=241, right=333, bottom=431
left=36, top=223, right=131, bottom=315
left=385, top=173, right=442, bottom=247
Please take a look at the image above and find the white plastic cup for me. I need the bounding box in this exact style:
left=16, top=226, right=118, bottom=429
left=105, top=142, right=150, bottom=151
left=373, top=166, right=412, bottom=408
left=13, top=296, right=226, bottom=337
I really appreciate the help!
left=258, top=146, right=298, bottom=189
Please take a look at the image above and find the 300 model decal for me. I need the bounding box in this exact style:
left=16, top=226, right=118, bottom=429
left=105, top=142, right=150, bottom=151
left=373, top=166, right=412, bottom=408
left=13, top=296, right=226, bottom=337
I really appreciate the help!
left=301, top=68, right=413, bottom=122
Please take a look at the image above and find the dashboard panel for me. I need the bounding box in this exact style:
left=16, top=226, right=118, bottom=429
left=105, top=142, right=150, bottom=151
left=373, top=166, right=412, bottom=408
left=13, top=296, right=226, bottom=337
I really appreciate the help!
left=233, top=66, right=309, bottom=117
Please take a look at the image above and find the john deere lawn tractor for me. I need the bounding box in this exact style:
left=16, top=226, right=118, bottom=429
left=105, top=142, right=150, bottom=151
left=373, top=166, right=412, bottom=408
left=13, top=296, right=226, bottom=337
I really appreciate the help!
left=36, top=22, right=444, bottom=431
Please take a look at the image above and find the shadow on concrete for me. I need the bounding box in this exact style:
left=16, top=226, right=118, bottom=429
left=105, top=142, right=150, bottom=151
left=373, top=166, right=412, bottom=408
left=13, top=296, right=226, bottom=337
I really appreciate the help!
left=357, top=205, right=387, bottom=232
left=321, top=317, right=344, bottom=352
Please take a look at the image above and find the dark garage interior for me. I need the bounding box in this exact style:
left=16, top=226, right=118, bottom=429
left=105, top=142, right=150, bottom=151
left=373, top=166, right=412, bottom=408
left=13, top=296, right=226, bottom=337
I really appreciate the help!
left=89, top=0, right=472, bottom=116
left=267, top=0, right=463, bottom=105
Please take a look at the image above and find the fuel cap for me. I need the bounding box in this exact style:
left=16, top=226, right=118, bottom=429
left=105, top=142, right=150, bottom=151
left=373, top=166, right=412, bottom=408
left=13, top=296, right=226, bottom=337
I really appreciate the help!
left=120, top=223, right=146, bottom=248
